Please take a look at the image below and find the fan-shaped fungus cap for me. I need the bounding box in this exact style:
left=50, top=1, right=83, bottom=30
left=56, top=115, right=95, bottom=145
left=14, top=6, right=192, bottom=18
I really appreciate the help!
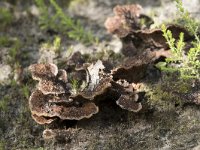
left=29, top=90, right=99, bottom=124
left=38, top=79, right=67, bottom=95
left=113, top=4, right=142, bottom=17
left=105, top=16, right=129, bottom=38
left=31, top=114, right=56, bottom=125
left=112, top=50, right=155, bottom=82
left=136, top=24, right=192, bottom=49
left=116, top=94, right=142, bottom=112
left=105, top=4, right=142, bottom=38
left=29, top=63, right=58, bottom=80
left=77, top=77, right=112, bottom=100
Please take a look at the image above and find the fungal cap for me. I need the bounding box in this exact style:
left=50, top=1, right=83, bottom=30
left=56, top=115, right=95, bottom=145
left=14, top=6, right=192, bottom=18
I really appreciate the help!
left=29, top=63, right=58, bottom=80
left=29, top=90, right=99, bottom=123
left=38, top=79, right=66, bottom=95
left=31, top=114, right=56, bottom=125
left=113, top=4, right=142, bottom=17
left=78, top=77, right=112, bottom=100
left=116, top=94, right=142, bottom=112
left=58, top=102, right=99, bottom=120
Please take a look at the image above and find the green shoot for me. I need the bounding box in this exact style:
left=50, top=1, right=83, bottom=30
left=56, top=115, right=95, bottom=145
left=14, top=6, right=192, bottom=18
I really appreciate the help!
left=70, top=79, right=79, bottom=95
left=157, top=0, right=200, bottom=79
left=35, top=0, right=96, bottom=44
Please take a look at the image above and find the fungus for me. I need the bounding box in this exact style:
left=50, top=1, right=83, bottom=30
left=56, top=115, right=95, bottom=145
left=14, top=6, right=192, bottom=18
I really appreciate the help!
left=29, top=63, right=58, bottom=80
left=29, top=90, right=99, bottom=124
left=111, top=50, right=155, bottom=82
left=57, top=69, right=68, bottom=83
left=105, top=4, right=143, bottom=38
left=38, top=79, right=67, bottom=95
left=72, top=60, right=112, bottom=100
left=116, top=94, right=142, bottom=112
left=31, top=114, right=56, bottom=125
left=105, top=4, right=154, bottom=39
left=135, top=24, right=192, bottom=49
left=105, top=5, right=191, bottom=57
left=29, top=65, right=69, bottom=95
left=75, top=77, right=112, bottom=100
left=86, top=60, right=105, bottom=89
left=43, top=129, right=56, bottom=139
left=112, top=79, right=142, bottom=112
left=29, top=53, right=156, bottom=127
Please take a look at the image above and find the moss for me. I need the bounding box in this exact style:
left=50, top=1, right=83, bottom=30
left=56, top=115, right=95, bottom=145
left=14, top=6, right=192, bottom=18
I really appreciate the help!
left=68, top=0, right=88, bottom=9
left=21, top=84, right=30, bottom=99
left=146, top=74, right=193, bottom=111
left=0, top=140, right=5, bottom=150
left=3, top=37, right=22, bottom=66
left=0, top=95, right=10, bottom=112
left=0, top=8, right=13, bottom=29
left=40, top=36, right=62, bottom=54
left=0, top=36, right=13, bottom=47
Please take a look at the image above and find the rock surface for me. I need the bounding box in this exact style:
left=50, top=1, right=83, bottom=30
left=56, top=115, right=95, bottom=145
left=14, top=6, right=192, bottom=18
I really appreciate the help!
left=0, top=0, right=200, bottom=150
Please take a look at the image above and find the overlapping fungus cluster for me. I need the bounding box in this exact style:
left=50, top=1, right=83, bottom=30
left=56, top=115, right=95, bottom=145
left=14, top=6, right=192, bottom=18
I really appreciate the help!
left=29, top=4, right=192, bottom=125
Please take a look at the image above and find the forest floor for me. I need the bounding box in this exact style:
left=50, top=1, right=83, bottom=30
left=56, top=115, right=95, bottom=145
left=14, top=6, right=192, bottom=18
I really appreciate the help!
left=0, top=0, right=200, bottom=150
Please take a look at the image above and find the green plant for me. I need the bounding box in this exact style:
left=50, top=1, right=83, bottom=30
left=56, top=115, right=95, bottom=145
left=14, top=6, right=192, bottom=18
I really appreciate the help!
left=156, top=0, right=200, bottom=79
left=175, top=0, right=199, bottom=40
left=146, top=74, right=192, bottom=111
left=35, top=0, right=96, bottom=44
left=21, top=85, right=30, bottom=99
left=70, top=78, right=79, bottom=94
left=0, top=36, right=12, bottom=47
left=3, top=38, right=22, bottom=67
left=0, top=95, right=10, bottom=112
left=0, top=8, right=13, bottom=29
left=40, top=36, right=61, bottom=54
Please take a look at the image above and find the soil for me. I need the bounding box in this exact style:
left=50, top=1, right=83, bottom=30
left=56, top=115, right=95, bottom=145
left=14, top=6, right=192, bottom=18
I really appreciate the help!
left=0, top=0, right=200, bottom=150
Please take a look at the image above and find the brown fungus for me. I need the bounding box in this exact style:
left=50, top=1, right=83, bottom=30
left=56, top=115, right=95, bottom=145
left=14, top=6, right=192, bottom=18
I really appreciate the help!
left=72, top=60, right=112, bottom=100
left=105, top=4, right=154, bottom=39
left=29, top=66, right=70, bottom=95
left=135, top=24, right=192, bottom=49
left=29, top=90, right=99, bottom=124
left=38, top=79, right=67, bottom=95
left=116, top=94, right=142, bottom=112
left=28, top=58, right=148, bottom=127
left=57, top=69, right=68, bottom=83
left=111, top=50, right=155, bottom=82
left=111, top=79, right=142, bottom=112
left=29, top=63, right=58, bottom=81
left=31, top=114, right=56, bottom=125
left=105, top=5, right=192, bottom=57
left=105, top=4, right=143, bottom=38
left=74, top=77, right=113, bottom=100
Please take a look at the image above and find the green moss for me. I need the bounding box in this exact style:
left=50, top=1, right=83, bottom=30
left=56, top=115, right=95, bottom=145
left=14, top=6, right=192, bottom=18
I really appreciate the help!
left=21, top=85, right=30, bottom=100
left=146, top=74, right=193, bottom=111
left=0, top=36, right=13, bottom=47
left=68, top=0, right=88, bottom=9
left=0, top=140, right=5, bottom=150
left=0, top=8, right=13, bottom=29
left=1, top=37, right=22, bottom=66
left=0, top=95, right=10, bottom=112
